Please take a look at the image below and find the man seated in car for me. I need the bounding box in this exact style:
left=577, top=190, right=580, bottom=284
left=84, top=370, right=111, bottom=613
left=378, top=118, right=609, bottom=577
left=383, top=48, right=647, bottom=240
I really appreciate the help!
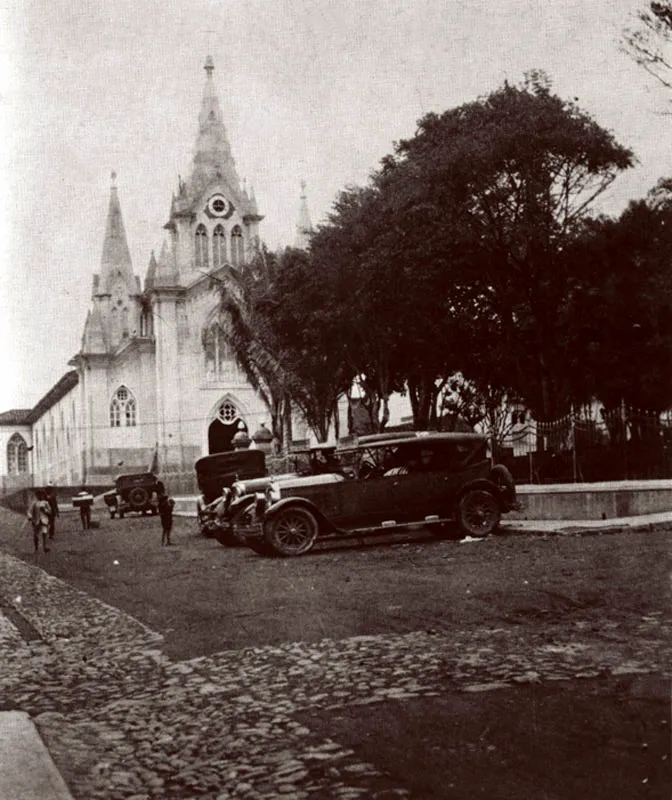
left=309, top=448, right=343, bottom=475
left=384, top=446, right=434, bottom=476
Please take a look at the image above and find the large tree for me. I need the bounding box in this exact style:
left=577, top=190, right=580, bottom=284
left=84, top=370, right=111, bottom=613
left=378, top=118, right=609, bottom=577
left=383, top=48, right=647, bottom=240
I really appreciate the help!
left=262, top=247, right=355, bottom=442
left=378, top=75, right=634, bottom=419
left=565, top=180, right=672, bottom=412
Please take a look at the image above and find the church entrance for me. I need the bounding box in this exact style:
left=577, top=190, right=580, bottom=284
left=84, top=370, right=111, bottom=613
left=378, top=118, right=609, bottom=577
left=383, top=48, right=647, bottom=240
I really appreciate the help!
left=208, top=400, right=247, bottom=454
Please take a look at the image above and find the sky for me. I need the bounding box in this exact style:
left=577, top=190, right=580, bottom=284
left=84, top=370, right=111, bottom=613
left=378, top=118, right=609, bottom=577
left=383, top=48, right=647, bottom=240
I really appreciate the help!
left=0, top=0, right=670, bottom=411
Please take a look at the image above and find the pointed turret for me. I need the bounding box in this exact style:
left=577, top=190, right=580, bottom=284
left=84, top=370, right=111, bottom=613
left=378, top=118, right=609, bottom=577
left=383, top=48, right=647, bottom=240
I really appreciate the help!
left=81, top=305, right=107, bottom=354
left=145, top=250, right=158, bottom=291
left=190, top=56, right=241, bottom=197
left=249, top=185, right=259, bottom=216
left=154, top=240, right=178, bottom=287
left=294, top=181, right=314, bottom=249
left=99, top=172, right=135, bottom=295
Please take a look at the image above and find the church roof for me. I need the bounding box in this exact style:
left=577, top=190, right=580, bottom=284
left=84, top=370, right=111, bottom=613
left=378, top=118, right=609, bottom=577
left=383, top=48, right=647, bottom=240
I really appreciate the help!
left=0, top=409, right=33, bottom=425
left=26, top=371, right=79, bottom=424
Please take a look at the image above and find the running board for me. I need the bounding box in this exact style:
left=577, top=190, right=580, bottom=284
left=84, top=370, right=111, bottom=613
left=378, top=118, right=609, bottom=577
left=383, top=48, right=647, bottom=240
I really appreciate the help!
left=324, top=515, right=453, bottom=539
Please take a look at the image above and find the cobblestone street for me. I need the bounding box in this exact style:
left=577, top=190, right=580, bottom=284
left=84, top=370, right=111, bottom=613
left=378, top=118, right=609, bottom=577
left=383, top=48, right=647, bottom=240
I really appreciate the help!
left=1, top=521, right=670, bottom=799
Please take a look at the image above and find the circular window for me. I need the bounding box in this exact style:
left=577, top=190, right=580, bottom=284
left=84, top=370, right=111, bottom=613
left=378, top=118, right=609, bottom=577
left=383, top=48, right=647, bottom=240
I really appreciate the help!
left=217, top=401, right=239, bottom=424
left=207, top=194, right=232, bottom=218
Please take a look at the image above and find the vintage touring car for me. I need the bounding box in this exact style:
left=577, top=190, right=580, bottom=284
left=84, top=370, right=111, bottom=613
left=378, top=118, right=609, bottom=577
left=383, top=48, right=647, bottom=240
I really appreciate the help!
left=230, top=432, right=518, bottom=557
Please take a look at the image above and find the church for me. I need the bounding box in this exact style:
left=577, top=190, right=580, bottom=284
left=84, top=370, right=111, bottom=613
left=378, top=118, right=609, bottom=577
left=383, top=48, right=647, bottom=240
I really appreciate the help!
left=0, top=56, right=317, bottom=491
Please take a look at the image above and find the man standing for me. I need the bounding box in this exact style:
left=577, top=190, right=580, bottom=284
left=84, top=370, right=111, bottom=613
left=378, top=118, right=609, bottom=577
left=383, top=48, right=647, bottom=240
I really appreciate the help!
left=158, top=492, right=175, bottom=546
left=73, top=488, right=94, bottom=530
left=27, top=490, right=51, bottom=553
left=45, top=481, right=59, bottom=539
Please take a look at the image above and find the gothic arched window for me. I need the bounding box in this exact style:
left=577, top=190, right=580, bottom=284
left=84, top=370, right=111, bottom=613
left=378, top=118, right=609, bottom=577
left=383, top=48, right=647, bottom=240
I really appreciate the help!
left=110, top=386, right=137, bottom=427
left=212, top=225, right=226, bottom=269
left=7, top=433, right=28, bottom=474
left=195, top=224, right=209, bottom=269
left=231, top=226, right=244, bottom=266
left=203, top=323, right=239, bottom=382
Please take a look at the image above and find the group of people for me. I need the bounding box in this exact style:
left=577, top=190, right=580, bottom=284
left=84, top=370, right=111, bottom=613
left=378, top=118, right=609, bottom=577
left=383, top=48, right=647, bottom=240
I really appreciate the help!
left=26, top=483, right=176, bottom=551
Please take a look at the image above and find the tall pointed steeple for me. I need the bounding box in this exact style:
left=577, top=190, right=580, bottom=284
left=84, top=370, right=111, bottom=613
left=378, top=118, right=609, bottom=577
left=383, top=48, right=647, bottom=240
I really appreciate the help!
left=190, top=55, right=241, bottom=196
left=294, top=181, right=314, bottom=249
left=99, top=172, right=135, bottom=295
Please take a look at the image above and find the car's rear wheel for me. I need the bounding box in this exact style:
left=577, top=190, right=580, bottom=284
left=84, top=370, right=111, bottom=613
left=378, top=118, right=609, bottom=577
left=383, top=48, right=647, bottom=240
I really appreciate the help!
left=264, top=507, right=318, bottom=557
left=128, top=487, right=150, bottom=510
left=456, top=490, right=500, bottom=537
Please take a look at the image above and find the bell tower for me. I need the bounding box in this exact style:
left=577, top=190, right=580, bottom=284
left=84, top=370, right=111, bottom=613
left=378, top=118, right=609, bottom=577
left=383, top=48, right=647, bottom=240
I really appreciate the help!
left=162, top=56, right=263, bottom=285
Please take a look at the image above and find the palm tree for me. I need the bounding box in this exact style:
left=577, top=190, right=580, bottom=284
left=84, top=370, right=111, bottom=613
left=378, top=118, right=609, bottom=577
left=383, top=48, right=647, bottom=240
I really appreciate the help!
left=213, top=246, right=292, bottom=452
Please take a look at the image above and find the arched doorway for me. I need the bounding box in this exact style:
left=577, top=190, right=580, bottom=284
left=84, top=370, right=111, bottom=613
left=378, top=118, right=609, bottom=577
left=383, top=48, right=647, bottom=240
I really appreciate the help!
left=208, top=400, right=248, bottom=454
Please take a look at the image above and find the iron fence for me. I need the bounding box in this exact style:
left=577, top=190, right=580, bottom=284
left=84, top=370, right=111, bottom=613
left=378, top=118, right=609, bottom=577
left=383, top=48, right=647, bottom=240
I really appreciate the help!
left=494, top=406, right=672, bottom=484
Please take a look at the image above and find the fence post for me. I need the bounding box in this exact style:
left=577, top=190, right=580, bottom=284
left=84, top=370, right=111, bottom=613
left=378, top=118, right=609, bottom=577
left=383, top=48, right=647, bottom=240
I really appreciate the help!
left=570, top=405, right=578, bottom=483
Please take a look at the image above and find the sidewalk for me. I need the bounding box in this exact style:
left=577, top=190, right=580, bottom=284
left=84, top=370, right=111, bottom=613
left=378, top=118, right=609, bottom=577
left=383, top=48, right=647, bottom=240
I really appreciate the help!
left=501, top=509, right=672, bottom=535
left=0, top=712, right=74, bottom=800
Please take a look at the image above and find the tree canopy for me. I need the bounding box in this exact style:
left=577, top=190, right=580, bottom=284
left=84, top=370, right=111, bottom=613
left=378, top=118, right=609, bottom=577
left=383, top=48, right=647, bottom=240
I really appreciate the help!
left=220, top=76, right=672, bottom=444
left=313, top=78, right=633, bottom=423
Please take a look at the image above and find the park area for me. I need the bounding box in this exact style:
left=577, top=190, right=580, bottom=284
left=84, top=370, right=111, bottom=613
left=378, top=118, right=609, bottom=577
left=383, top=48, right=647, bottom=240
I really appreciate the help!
left=0, top=503, right=670, bottom=799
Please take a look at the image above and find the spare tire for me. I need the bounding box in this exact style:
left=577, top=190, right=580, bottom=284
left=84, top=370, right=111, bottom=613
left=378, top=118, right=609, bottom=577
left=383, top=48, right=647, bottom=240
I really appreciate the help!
left=128, top=486, right=150, bottom=509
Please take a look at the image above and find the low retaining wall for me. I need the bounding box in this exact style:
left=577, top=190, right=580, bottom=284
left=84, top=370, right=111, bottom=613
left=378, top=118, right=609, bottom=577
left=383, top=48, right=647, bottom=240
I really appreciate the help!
left=513, top=480, right=672, bottom=520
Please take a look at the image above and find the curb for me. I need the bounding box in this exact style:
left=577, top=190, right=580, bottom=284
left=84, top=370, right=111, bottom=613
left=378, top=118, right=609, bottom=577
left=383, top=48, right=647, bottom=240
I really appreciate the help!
left=500, top=519, right=672, bottom=537
left=0, top=711, right=74, bottom=800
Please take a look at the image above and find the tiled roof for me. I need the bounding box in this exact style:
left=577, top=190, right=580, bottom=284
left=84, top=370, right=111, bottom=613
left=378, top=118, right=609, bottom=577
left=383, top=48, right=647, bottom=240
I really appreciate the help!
left=27, top=371, right=79, bottom=423
left=0, top=409, right=33, bottom=425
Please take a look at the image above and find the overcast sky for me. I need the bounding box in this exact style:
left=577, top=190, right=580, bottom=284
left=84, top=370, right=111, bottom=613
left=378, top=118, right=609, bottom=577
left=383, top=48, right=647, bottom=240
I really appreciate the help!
left=0, top=0, right=669, bottom=410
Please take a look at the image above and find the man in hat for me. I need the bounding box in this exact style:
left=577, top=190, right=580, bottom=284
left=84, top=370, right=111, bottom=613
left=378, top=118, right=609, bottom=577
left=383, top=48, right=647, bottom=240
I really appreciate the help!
left=27, top=489, right=51, bottom=553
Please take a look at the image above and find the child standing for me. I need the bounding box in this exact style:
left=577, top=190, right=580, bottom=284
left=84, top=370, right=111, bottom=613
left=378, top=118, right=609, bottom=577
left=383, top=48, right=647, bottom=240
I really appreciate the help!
left=158, top=492, right=175, bottom=546
left=27, top=490, right=51, bottom=553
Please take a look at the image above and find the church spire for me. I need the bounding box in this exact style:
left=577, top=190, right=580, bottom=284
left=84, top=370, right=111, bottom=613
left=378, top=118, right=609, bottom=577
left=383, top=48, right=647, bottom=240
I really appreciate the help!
left=190, top=56, right=241, bottom=195
left=99, top=171, right=134, bottom=294
left=294, top=180, right=314, bottom=249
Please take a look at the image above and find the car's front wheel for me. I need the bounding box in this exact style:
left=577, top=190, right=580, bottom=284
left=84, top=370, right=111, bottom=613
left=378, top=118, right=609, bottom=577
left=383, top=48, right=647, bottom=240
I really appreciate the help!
left=264, top=507, right=318, bottom=557
left=456, top=490, right=500, bottom=537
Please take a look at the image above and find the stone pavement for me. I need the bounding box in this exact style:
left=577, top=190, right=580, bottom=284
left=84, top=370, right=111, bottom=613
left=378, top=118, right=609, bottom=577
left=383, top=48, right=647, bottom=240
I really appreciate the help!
left=0, top=545, right=670, bottom=800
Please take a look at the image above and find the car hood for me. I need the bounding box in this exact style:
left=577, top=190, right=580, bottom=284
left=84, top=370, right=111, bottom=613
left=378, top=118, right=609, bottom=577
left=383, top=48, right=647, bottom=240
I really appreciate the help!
left=277, top=473, right=346, bottom=490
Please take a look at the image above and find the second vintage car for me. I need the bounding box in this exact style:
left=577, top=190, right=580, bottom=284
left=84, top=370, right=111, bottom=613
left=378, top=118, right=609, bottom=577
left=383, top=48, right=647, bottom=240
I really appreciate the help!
left=231, top=432, right=518, bottom=557
left=103, top=472, right=163, bottom=519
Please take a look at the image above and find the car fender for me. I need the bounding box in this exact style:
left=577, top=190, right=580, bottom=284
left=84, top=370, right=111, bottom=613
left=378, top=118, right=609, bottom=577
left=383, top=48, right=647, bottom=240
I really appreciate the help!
left=263, top=497, right=339, bottom=534
left=227, top=495, right=256, bottom=520
left=489, top=464, right=517, bottom=510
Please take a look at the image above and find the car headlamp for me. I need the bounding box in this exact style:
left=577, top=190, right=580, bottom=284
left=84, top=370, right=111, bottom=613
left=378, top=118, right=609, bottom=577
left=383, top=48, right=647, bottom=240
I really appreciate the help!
left=255, top=492, right=269, bottom=516
left=267, top=481, right=281, bottom=504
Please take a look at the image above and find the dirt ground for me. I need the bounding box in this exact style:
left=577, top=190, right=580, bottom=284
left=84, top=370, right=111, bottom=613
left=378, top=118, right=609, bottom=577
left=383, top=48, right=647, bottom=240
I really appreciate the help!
left=1, top=503, right=670, bottom=798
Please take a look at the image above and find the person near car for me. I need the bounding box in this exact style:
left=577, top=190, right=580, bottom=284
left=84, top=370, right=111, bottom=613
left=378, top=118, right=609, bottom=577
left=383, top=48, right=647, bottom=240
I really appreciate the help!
left=74, top=488, right=94, bottom=530
left=45, top=481, right=59, bottom=539
left=158, top=492, right=175, bottom=545
left=27, top=489, right=51, bottom=553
